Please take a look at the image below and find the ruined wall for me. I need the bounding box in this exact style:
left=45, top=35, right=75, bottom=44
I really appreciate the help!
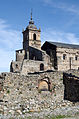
left=0, top=76, right=4, bottom=100
left=10, top=55, right=52, bottom=75
left=11, top=43, right=52, bottom=75
left=2, top=71, right=69, bottom=115
left=0, top=75, right=4, bottom=115
left=21, top=59, right=52, bottom=75
left=63, top=72, right=79, bottom=102
left=16, top=49, right=25, bottom=61
left=10, top=61, right=22, bottom=73
left=1, top=70, right=79, bottom=115
left=57, top=47, right=79, bottom=71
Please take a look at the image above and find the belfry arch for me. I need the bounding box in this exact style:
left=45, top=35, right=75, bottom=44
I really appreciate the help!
left=33, top=33, right=36, bottom=40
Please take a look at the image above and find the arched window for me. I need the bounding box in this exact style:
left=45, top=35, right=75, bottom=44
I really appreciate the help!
left=75, top=55, right=78, bottom=60
left=16, top=64, right=18, bottom=68
left=40, top=63, right=44, bottom=71
left=63, top=54, right=66, bottom=60
left=33, top=33, right=36, bottom=40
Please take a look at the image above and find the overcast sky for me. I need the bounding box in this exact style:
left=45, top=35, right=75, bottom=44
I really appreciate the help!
left=0, top=0, right=79, bottom=72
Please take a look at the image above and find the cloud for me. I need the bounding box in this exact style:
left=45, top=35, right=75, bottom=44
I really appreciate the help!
left=0, top=19, right=22, bottom=51
left=42, top=0, right=79, bottom=15
left=41, top=29, right=79, bottom=45
left=0, top=19, right=22, bottom=73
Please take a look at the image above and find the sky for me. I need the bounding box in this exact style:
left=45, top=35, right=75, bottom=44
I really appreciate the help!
left=0, top=0, right=79, bottom=72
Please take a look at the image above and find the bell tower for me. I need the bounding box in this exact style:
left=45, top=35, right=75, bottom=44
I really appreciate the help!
left=22, top=11, right=41, bottom=50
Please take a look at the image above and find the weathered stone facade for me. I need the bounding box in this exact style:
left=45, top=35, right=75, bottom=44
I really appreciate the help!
left=42, top=41, right=79, bottom=71
left=10, top=14, right=52, bottom=75
left=10, top=13, right=79, bottom=75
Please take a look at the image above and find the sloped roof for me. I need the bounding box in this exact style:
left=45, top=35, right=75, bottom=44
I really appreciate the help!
left=46, top=41, right=79, bottom=49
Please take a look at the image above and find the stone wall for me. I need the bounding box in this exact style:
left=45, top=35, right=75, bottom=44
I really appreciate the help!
left=11, top=48, right=52, bottom=75
left=0, top=75, right=4, bottom=100
left=42, top=42, right=79, bottom=71
left=21, top=60, right=52, bottom=75
left=16, top=49, right=25, bottom=61
left=10, top=61, right=22, bottom=73
left=10, top=59, right=52, bottom=75
left=0, top=70, right=79, bottom=116
left=63, top=72, right=79, bottom=102
left=10, top=44, right=52, bottom=75
left=57, top=47, right=79, bottom=71
left=2, top=71, right=69, bottom=115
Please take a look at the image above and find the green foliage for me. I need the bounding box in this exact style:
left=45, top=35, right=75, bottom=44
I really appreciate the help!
left=54, top=94, right=56, bottom=96
left=7, top=90, right=10, bottom=94
left=60, top=78, right=63, bottom=80
left=51, top=115, right=67, bottom=119
left=50, top=89, right=52, bottom=92
left=46, top=115, right=71, bottom=119
left=27, top=117, right=32, bottom=119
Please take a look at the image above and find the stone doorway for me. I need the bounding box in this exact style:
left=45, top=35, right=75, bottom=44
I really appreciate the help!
left=38, top=77, right=51, bottom=91
left=38, top=80, right=48, bottom=91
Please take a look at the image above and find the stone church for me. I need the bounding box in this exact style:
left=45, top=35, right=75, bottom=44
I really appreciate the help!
left=10, top=13, right=79, bottom=75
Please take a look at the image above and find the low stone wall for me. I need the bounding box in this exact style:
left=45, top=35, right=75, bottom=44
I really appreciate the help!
left=21, top=60, right=52, bottom=75
left=0, top=70, right=79, bottom=116
left=1, top=71, right=70, bottom=115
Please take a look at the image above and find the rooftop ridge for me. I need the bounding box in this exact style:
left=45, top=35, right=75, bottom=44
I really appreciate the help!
left=46, top=41, right=79, bottom=49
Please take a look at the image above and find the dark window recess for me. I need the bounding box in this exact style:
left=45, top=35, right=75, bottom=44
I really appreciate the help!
left=33, top=33, right=36, bottom=40
left=63, top=54, right=66, bottom=60
left=16, top=64, right=18, bottom=68
left=75, top=56, right=78, bottom=60
left=33, top=56, right=35, bottom=60
left=40, top=63, right=44, bottom=71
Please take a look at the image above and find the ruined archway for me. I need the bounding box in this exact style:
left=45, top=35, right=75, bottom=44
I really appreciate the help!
left=38, top=80, right=48, bottom=91
left=38, top=77, right=51, bottom=91
left=33, top=33, right=36, bottom=40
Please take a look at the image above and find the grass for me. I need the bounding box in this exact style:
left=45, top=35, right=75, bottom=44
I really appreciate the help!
left=60, top=78, right=63, bottom=80
left=50, top=115, right=69, bottom=119
left=8, top=115, right=71, bottom=119
left=27, top=117, right=32, bottom=119
left=54, top=94, right=56, bottom=96
left=9, top=117, right=14, bottom=119
left=7, top=90, right=10, bottom=94
left=45, top=115, right=71, bottom=119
